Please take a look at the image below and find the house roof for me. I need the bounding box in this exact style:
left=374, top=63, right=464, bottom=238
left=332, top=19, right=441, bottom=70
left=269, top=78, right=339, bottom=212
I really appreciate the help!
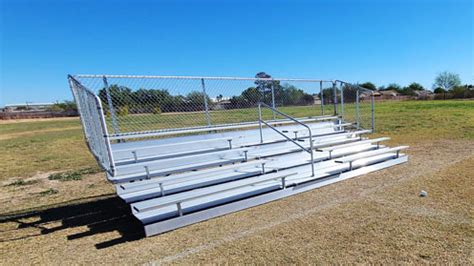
left=379, top=90, right=398, bottom=95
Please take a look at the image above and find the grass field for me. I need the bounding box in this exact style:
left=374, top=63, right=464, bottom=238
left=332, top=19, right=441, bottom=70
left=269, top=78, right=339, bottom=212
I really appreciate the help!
left=0, top=100, right=473, bottom=264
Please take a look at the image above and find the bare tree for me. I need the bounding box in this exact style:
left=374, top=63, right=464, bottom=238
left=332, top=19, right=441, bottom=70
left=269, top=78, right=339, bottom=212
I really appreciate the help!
left=434, top=71, right=461, bottom=91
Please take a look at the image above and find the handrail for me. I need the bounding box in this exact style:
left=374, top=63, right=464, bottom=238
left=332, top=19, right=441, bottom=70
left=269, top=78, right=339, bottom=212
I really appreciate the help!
left=257, top=102, right=315, bottom=177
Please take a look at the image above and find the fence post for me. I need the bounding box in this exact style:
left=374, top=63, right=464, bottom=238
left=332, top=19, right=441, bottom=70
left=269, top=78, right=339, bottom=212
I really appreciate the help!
left=201, top=78, right=212, bottom=126
left=320, top=81, right=324, bottom=116
left=332, top=81, right=338, bottom=116
left=356, top=87, right=360, bottom=129
left=102, top=76, right=120, bottom=135
left=371, top=92, right=375, bottom=132
left=258, top=103, right=263, bottom=143
left=271, top=81, right=276, bottom=120
left=340, top=82, right=345, bottom=120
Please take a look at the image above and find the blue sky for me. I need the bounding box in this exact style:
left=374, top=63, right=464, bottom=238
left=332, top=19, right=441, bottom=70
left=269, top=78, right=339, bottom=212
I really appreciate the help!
left=0, top=0, right=472, bottom=106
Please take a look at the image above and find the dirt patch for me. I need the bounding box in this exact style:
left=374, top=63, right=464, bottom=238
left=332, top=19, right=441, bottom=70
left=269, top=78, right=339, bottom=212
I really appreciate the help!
left=0, top=171, right=113, bottom=215
left=0, top=139, right=473, bottom=264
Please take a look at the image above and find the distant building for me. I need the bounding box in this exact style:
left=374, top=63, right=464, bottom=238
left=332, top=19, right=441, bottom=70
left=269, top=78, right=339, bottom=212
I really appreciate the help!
left=360, top=90, right=381, bottom=99
left=3, top=102, right=55, bottom=112
left=379, top=90, right=399, bottom=98
left=413, top=90, right=434, bottom=100
left=313, top=95, right=321, bottom=105
left=212, top=100, right=233, bottom=110
left=210, top=96, right=231, bottom=102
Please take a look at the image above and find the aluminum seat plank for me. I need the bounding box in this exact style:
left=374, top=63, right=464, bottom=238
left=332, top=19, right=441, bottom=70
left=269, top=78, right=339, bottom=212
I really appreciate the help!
left=134, top=153, right=407, bottom=224
left=110, top=134, right=361, bottom=180
left=132, top=171, right=297, bottom=213
left=120, top=144, right=380, bottom=203
left=111, top=120, right=341, bottom=159
left=316, top=137, right=390, bottom=151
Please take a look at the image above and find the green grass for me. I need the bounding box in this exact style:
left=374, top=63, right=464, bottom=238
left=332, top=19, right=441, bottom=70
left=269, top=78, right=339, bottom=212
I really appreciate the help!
left=1, top=100, right=473, bottom=180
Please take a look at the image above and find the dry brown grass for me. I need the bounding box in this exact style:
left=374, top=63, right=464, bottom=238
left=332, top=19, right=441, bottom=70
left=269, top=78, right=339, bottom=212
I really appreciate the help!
left=1, top=100, right=473, bottom=264
left=0, top=139, right=472, bottom=265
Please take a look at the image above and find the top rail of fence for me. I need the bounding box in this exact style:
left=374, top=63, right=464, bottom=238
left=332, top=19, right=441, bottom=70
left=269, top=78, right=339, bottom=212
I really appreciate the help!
left=73, top=74, right=334, bottom=83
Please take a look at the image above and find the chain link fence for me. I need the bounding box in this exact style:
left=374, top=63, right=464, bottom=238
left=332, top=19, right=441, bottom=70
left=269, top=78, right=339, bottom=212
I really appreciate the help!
left=69, top=74, right=375, bottom=174
left=69, top=76, right=115, bottom=175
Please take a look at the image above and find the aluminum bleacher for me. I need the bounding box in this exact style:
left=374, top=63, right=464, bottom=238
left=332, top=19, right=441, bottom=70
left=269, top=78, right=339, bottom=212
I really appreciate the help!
left=69, top=74, right=409, bottom=237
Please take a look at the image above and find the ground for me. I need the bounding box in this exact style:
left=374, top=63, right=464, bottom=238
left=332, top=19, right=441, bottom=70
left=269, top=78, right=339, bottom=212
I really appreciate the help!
left=0, top=100, right=473, bottom=264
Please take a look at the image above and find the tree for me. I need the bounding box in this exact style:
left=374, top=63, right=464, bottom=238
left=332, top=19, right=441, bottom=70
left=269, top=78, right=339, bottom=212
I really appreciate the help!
left=406, top=82, right=424, bottom=91
left=433, top=87, right=447, bottom=94
left=359, top=82, right=376, bottom=91
left=98, top=85, right=133, bottom=109
left=185, top=91, right=213, bottom=111
left=342, top=84, right=358, bottom=103
left=241, top=87, right=261, bottom=105
left=280, top=84, right=313, bottom=105
left=255, top=72, right=271, bottom=103
left=254, top=72, right=282, bottom=104
left=319, top=88, right=340, bottom=104
left=400, top=82, right=425, bottom=96
left=434, top=71, right=461, bottom=91
left=384, top=83, right=402, bottom=92
left=132, top=88, right=173, bottom=113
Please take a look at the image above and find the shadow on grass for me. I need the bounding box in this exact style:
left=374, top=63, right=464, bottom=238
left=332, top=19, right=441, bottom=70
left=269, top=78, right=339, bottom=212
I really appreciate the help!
left=0, top=195, right=145, bottom=249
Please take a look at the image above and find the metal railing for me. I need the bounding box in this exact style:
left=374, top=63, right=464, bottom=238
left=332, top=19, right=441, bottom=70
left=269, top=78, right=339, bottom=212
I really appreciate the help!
left=257, top=102, right=315, bottom=177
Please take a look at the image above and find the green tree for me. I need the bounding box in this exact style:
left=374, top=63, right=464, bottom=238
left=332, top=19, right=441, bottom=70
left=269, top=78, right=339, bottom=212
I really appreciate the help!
left=254, top=72, right=282, bottom=105
left=400, top=82, right=425, bottom=96
left=359, top=82, right=377, bottom=90
left=98, top=85, right=133, bottom=109
left=241, top=87, right=261, bottom=104
left=384, top=83, right=402, bottom=92
left=280, top=84, right=313, bottom=105
left=406, top=82, right=424, bottom=91
left=185, top=91, right=213, bottom=111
